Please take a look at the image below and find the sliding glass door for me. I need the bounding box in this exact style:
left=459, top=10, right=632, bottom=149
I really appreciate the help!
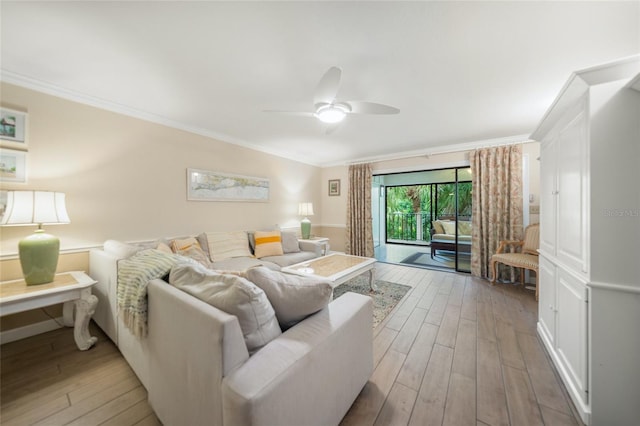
left=375, top=166, right=472, bottom=273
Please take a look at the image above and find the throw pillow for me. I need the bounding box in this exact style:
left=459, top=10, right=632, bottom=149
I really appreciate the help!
left=253, top=230, right=284, bottom=258
left=281, top=231, right=301, bottom=253
left=169, top=262, right=282, bottom=354
left=156, top=242, right=173, bottom=254
left=170, top=237, right=210, bottom=267
left=245, top=266, right=333, bottom=330
left=206, top=231, right=253, bottom=262
left=441, top=221, right=457, bottom=235
left=458, top=221, right=472, bottom=236
left=432, top=221, right=445, bottom=235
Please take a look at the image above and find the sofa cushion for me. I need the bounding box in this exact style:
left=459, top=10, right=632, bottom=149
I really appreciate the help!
left=205, top=231, right=253, bottom=262
left=245, top=267, right=333, bottom=329
left=170, top=263, right=281, bottom=354
left=260, top=251, right=317, bottom=268
left=281, top=231, right=301, bottom=253
left=210, top=256, right=280, bottom=272
left=254, top=230, right=284, bottom=258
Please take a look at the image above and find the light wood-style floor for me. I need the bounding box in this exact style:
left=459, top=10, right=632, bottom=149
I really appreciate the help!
left=342, top=263, right=581, bottom=426
left=1, top=263, right=582, bottom=426
left=0, top=323, right=160, bottom=426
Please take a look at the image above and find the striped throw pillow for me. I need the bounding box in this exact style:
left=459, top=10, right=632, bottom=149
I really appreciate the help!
left=206, top=231, right=252, bottom=261
left=254, top=230, right=284, bottom=258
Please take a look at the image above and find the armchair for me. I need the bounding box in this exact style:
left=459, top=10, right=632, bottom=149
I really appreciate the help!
left=490, top=223, right=540, bottom=300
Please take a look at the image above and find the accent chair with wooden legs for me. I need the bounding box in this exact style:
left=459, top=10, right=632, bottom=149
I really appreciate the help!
left=490, top=223, right=540, bottom=300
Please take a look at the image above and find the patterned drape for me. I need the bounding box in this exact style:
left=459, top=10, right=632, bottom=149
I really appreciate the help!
left=346, top=163, right=374, bottom=257
left=470, top=144, right=523, bottom=279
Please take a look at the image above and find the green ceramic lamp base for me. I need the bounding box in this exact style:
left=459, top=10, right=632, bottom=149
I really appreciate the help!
left=19, top=229, right=60, bottom=285
left=300, top=218, right=312, bottom=240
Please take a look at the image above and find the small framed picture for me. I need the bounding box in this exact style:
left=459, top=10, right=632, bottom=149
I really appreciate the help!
left=0, top=148, right=27, bottom=183
left=328, top=179, right=341, bottom=196
left=0, top=108, right=28, bottom=150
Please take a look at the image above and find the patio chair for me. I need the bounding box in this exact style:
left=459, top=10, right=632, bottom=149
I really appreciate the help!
left=490, top=223, right=540, bottom=300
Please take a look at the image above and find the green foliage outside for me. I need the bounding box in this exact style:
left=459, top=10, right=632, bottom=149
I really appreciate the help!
left=386, top=180, right=472, bottom=241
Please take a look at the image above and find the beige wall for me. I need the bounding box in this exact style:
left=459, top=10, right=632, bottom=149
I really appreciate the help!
left=0, top=83, right=322, bottom=333
left=0, top=83, right=322, bottom=256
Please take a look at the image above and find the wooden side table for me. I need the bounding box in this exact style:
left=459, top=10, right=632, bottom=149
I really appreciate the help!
left=0, top=271, right=99, bottom=350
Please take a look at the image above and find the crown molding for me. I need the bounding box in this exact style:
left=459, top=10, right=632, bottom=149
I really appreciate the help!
left=1, top=70, right=534, bottom=170
left=531, top=55, right=640, bottom=141
left=0, top=70, right=322, bottom=167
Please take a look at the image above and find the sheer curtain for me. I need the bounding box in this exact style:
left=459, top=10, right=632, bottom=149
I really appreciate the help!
left=470, top=144, right=524, bottom=279
left=346, top=163, right=374, bottom=257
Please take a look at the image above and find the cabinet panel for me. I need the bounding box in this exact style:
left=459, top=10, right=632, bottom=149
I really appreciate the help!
left=539, top=139, right=557, bottom=256
left=538, top=255, right=556, bottom=346
left=556, top=269, right=588, bottom=403
left=556, top=109, right=587, bottom=273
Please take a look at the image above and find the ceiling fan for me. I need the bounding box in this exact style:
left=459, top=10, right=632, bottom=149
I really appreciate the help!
left=265, top=66, right=400, bottom=125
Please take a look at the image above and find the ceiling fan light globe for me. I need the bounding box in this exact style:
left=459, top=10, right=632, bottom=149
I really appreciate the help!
left=315, top=105, right=347, bottom=123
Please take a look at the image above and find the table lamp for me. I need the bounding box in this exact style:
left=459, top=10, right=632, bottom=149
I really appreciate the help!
left=1, top=191, right=70, bottom=285
left=298, top=202, right=314, bottom=239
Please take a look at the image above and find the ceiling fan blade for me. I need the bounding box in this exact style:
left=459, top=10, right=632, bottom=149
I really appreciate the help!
left=314, top=66, right=342, bottom=106
left=263, top=110, right=316, bottom=118
left=346, top=101, right=400, bottom=115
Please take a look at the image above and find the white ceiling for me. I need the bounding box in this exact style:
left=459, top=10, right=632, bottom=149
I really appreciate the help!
left=1, top=1, right=638, bottom=166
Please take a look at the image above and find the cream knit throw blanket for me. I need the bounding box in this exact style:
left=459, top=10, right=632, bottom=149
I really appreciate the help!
left=117, top=249, right=182, bottom=338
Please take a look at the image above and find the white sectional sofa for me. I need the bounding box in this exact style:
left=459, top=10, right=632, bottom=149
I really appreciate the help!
left=89, top=231, right=374, bottom=426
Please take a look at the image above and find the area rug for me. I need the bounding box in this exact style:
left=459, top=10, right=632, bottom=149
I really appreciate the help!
left=333, top=275, right=411, bottom=329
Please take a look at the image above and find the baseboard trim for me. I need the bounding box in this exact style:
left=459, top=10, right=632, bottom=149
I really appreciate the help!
left=588, top=281, right=640, bottom=295
left=537, top=322, right=591, bottom=425
left=0, top=318, right=64, bottom=344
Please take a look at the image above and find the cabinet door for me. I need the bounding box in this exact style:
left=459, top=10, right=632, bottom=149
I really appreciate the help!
left=537, top=255, right=556, bottom=346
left=556, top=105, right=588, bottom=274
left=539, top=138, right=557, bottom=256
left=556, top=269, right=588, bottom=404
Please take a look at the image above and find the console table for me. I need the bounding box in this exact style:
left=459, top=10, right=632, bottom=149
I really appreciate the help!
left=0, top=271, right=99, bottom=350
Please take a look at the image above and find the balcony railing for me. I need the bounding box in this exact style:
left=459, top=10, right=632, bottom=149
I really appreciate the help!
left=386, top=212, right=432, bottom=243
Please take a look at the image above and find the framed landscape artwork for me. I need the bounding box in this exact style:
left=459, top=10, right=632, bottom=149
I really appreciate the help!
left=187, top=168, right=269, bottom=202
left=328, top=179, right=340, bottom=196
left=0, top=148, right=27, bottom=183
left=0, top=108, right=27, bottom=150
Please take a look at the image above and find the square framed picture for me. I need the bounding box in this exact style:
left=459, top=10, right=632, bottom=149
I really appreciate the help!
left=328, top=179, right=340, bottom=196
left=0, top=148, right=27, bottom=183
left=0, top=108, right=28, bottom=150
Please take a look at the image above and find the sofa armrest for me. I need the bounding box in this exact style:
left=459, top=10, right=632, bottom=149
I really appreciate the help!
left=147, top=279, right=249, bottom=426
left=222, top=292, right=373, bottom=426
left=298, top=240, right=322, bottom=256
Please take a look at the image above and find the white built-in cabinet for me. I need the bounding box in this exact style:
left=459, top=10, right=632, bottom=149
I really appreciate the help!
left=532, top=56, right=640, bottom=426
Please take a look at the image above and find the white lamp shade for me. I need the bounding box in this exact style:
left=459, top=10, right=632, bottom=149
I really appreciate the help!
left=298, top=202, right=314, bottom=216
left=1, top=191, right=70, bottom=226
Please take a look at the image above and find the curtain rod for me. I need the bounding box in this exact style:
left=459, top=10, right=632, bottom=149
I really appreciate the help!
left=346, top=134, right=532, bottom=166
